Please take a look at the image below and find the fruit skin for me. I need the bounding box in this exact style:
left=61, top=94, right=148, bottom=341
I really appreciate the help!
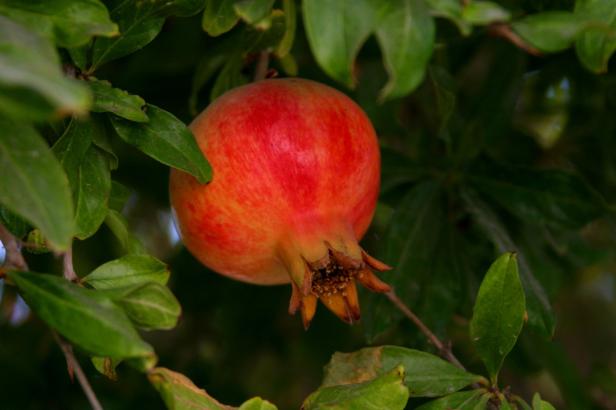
left=170, top=78, right=390, bottom=326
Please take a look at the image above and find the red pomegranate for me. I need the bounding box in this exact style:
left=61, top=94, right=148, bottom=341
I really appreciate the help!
left=169, top=78, right=390, bottom=328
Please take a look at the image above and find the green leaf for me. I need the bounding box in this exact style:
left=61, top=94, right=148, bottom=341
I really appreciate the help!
left=83, top=254, right=169, bottom=290
left=470, top=253, right=526, bottom=382
left=0, top=16, right=91, bottom=118
left=426, top=0, right=470, bottom=35
left=52, top=119, right=111, bottom=240
left=105, top=209, right=146, bottom=254
left=109, top=180, right=131, bottom=212
left=323, top=346, right=483, bottom=397
left=512, top=12, right=591, bottom=53
left=276, top=0, right=296, bottom=57
left=202, top=0, right=240, bottom=36
left=149, top=367, right=279, bottom=410
left=462, top=189, right=555, bottom=338
left=110, top=104, right=212, bottom=183
left=52, top=119, right=94, bottom=178
left=532, top=393, right=556, bottom=410
left=461, top=1, right=511, bottom=26
left=234, top=0, right=274, bottom=24
left=89, top=79, right=148, bottom=122
left=73, top=146, right=111, bottom=239
left=239, top=397, right=278, bottom=410
left=90, top=1, right=166, bottom=71
left=103, top=282, right=181, bottom=330
left=0, top=85, right=56, bottom=122
left=9, top=271, right=153, bottom=358
left=0, top=117, right=74, bottom=250
left=575, top=0, right=616, bottom=73
left=415, top=390, right=485, bottom=410
left=0, top=0, right=119, bottom=48
left=375, top=0, right=435, bottom=100
left=302, top=366, right=409, bottom=410
left=91, top=356, right=121, bottom=380
left=302, top=0, right=374, bottom=87
left=469, top=161, right=606, bottom=230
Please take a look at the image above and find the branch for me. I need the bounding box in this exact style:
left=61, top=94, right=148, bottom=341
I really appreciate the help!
left=385, top=290, right=466, bottom=370
left=254, top=51, right=270, bottom=82
left=53, top=332, right=103, bottom=410
left=63, top=247, right=78, bottom=282
left=489, top=24, right=542, bottom=56
left=0, top=223, right=102, bottom=409
left=0, top=224, right=27, bottom=271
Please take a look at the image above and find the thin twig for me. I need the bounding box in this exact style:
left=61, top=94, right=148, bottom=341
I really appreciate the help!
left=489, top=24, right=542, bottom=56
left=0, top=224, right=27, bottom=271
left=254, top=51, right=270, bottom=82
left=63, top=247, right=78, bottom=282
left=53, top=332, right=103, bottom=410
left=385, top=290, right=466, bottom=370
left=0, top=223, right=102, bottom=409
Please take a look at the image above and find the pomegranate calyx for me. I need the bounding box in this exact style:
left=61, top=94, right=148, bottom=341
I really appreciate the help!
left=288, top=246, right=391, bottom=329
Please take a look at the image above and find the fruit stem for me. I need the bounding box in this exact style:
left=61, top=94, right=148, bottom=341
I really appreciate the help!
left=385, top=289, right=466, bottom=370
left=254, top=51, right=270, bottom=81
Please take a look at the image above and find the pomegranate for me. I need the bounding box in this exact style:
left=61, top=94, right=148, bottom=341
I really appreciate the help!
left=170, top=78, right=390, bottom=328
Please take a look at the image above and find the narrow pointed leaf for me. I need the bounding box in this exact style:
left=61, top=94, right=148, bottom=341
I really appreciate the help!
left=0, top=117, right=74, bottom=250
left=110, top=104, right=212, bottom=183
left=83, top=254, right=169, bottom=289
left=462, top=190, right=555, bottom=337
left=9, top=271, right=153, bottom=358
left=89, top=79, right=148, bottom=122
left=470, top=253, right=526, bottom=382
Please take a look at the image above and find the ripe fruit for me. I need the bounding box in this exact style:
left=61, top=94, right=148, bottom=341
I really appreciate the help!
left=170, top=78, right=391, bottom=328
